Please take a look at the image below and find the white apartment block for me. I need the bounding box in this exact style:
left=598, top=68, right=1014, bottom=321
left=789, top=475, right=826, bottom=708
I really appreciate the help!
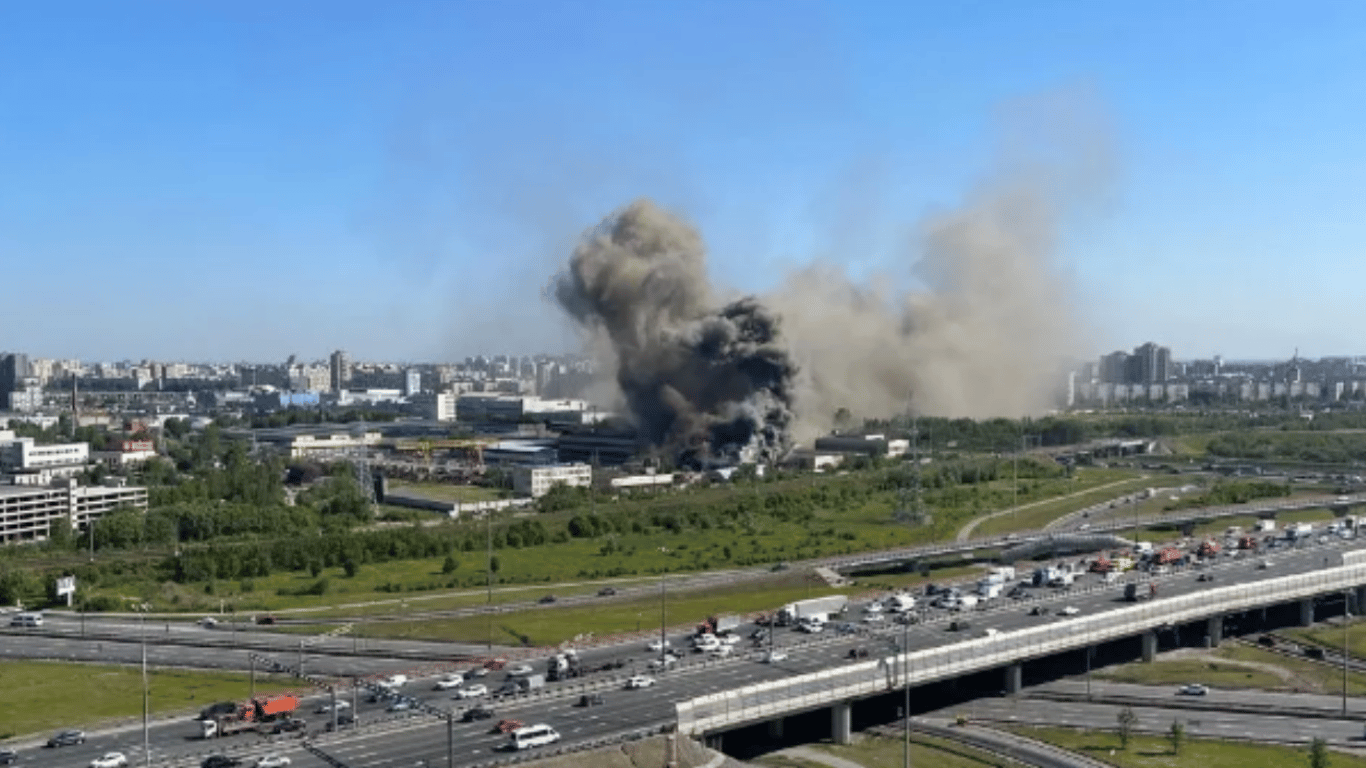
left=434, top=392, right=458, bottom=422
left=0, top=431, right=89, bottom=483
left=512, top=463, right=592, bottom=498
left=0, top=479, right=149, bottom=544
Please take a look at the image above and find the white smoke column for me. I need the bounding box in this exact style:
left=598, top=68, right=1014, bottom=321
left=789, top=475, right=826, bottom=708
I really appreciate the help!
left=772, top=94, right=1111, bottom=432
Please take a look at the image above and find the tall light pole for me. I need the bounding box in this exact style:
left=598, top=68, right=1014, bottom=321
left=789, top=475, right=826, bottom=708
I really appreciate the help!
left=138, top=603, right=150, bottom=768
left=902, top=615, right=911, bottom=768
left=659, top=572, right=668, bottom=670
left=1345, top=590, right=1351, bottom=716
left=486, top=510, right=493, bottom=652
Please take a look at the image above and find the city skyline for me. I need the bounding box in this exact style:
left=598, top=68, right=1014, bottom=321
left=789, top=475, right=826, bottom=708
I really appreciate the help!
left=4, top=2, right=1366, bottom=363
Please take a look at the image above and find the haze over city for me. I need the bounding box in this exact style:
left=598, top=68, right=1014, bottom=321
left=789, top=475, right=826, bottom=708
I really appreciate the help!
left=4, top=0, right=1365, bottom=366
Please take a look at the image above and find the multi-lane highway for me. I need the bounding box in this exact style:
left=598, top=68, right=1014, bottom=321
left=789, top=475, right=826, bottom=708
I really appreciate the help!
left=8, top=527, right=1366, bottom=766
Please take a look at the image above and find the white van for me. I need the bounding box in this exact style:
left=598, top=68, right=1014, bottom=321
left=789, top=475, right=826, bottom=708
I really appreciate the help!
left=10, top=612, right=43, bottom=627
left=508, top=724, right=561, bottom=750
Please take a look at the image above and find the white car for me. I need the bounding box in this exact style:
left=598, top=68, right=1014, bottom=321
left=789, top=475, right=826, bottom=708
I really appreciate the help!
left=315, top=701, right=351, bottom=714
left=91, top=753, right=128, bottom=768
left=255, top=755, right=292, bottom=768
left=1178, top=683, right=1209, bottom=696
left=863, top=602, right=883, bottom=614
left=625, top=675, right=656, bottom=689
left=433, top=673, right=465, bottom=690
left=380, top=674, right=409, bottom=689
left=387, top=698, right=413, bottom=712
left=453, top=684, right=488, bottom=699
left=862, top=612, right=887, bottom=624
left=1058, top=606, right=1081, bottom=616
left=763, top=650, right=789, bottom=663
left=505, top=663, right=534, bottom=677
left=646, top=639, right=672, bottom=652
left=647, top=654, right=679, bottom=671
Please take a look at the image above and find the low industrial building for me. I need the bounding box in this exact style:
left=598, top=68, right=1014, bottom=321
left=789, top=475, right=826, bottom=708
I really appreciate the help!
left=0, top=430, right=89, bottom=484
left=0, top=478, right=149, bottom=544
left=482, top=440, right=559, bottom=467
left=91, top=439, right=159, bottom=468
left=512, top=463, right=592, bottom=498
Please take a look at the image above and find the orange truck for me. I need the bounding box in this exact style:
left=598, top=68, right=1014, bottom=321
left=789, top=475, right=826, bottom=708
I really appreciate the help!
left=198, top=695, right=300, bottom=739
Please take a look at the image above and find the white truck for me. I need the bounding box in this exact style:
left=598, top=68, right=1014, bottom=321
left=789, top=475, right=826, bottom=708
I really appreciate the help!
left=976, top=580, right=1003, bottom=599
left=1254, top=519, right=1276, bottom=533
left=1285, top=522, right=1314, bottom=540
left=884, top=594, right=917, bottom=613
left=778, top=595, right=848, bottom=626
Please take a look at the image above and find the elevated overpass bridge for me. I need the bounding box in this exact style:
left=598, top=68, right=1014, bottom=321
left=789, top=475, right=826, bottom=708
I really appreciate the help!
left=678, top=538, right=1366, bottom=745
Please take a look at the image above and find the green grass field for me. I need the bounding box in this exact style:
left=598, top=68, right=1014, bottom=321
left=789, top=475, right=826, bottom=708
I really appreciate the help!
left=1017, top=726, right=1366, bottom=768
left=751, top=733, right=1016, bottom=768
left=0, top=661, right=297, bottom=742
left=74, top=466, right=1148, bottom=619
left=387, top=482, right=504, bottom=503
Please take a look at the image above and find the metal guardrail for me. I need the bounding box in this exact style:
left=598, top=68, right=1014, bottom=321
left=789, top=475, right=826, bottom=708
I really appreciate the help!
left=676, top=555, right=1366, bottom=735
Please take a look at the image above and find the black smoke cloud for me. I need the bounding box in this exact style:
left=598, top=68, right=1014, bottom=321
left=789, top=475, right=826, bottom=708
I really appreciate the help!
left=553, top=200, right=797, bottom=467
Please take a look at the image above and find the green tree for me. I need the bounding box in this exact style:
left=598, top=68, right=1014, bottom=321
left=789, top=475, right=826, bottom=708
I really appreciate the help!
left=1310, top=737, right=1331, bottom=768
left=1167, top=720, right=1185, bottom=755
left=442, top=555, right=459, bottom=574
left=489, top=555, right=501, bottom=574
left=1116, top=706, right=1137, bottom=750
left=342, top=558, right=359, bottom=578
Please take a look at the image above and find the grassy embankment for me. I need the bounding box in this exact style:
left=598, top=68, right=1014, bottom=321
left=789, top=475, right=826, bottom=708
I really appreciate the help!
left=1016, top=726, right=1366, bottom=768
left=1093, top=643, right=1366, bottom=695
left=974, top=477, right=1187, bottom=538
left=750, top=732, right=1018, bottom=768
left=0, top=660, right=295, bottom=742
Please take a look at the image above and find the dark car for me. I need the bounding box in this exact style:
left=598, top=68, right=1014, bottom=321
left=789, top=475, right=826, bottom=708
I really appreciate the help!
left=577, top=693, right=605, bottom=707
left=0, top=748, right=18, bottom=764
left=462, top=706, right=495, bottom=723
left=539, top=594, right=557, bottom=604
left=46, top=730, right=85, bottom=748
left=201, top=757, right=242, bottom=768
left=255, top=615, right=276, bottom=625
left=271, top=717, right=307, bottom=734
left=597, top=587, right=617, bottom=597
left=323, top=713, right=355, bottom=732
left=199, top=702, right=238, bottom=720
left=1197, top=573, right=1214, bottom=582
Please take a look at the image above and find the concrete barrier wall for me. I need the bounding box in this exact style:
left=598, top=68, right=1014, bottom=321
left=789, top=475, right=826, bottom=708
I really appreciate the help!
left=677, top=559, right=1366, bottom=735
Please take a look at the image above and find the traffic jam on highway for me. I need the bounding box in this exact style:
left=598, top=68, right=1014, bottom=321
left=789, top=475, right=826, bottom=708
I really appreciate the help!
left=10, top=511, right=1365, bottom=768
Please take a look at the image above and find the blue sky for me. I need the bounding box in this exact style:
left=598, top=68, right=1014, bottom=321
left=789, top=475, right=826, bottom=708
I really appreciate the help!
left=3, top=0, right=1364, bottom=363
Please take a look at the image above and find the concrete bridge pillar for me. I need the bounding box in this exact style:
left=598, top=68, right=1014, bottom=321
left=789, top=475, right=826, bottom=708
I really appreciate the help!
left=831, top=702, right=853, bottom=745
left=1206, top=615, right=1223, bottom=647
left=1354, top=587, right=1366, bottom=615
left=1141, top=630, right=1158, bottom=662
left=1301, top=598, right=1316, bottom=627
left=1004, top=663, right=1023, bottom=694
left=767, top=717, right=784, bottom=740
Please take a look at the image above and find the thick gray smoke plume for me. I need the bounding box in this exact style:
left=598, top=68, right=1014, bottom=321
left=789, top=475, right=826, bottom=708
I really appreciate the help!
left=554, top=200, right=798, bottom=467
left=556, top=95, right=1107, bottom=457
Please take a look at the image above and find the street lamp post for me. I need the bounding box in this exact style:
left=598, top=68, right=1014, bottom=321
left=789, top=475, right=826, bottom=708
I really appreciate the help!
left=138, top=604, right=150, bottom=768
left=902, top=615, right=911, bottom=768
left=1345, top=590, right=1351, bottom=716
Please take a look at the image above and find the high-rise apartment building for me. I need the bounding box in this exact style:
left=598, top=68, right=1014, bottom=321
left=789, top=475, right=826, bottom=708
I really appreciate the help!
left=329, top=350, right=351, bottom=393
